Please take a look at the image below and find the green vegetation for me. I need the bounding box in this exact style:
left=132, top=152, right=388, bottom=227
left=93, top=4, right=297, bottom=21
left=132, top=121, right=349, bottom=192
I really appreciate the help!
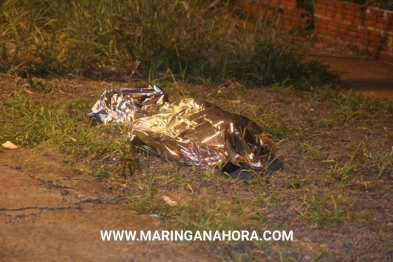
left=0, top=76, right=392, bottom=260
left=0, top=0, right=337, bottom=89
left=293, top=188, right=352, bottom=225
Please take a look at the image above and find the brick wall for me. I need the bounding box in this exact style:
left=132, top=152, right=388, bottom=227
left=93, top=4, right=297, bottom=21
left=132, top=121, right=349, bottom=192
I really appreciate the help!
left=314, top=1, right=393, bottom=60
left=235, top=0, right=393, bottom=60
left=235, top=0, right=312, bottom=29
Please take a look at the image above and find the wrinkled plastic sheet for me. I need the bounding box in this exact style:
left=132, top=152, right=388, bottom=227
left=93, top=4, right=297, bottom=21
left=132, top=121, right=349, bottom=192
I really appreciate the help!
left=89, top=85, right=278, bottom=172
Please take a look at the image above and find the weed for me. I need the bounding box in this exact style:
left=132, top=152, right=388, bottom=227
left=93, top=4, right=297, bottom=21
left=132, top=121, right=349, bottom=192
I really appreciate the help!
left=167, top=173, right=194, bottom=193
left=300, top=142, right=322, bottom=161
left=365, top=149, right=393, bottom=180
left=327, top=142, right=363, bottom=185
left=293, top=188, right=350, bottom=225
left=286, top=176, right=301, bottom=189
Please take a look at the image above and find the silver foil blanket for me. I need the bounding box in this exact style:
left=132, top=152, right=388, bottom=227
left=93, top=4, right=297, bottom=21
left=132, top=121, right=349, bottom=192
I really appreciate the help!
left=89, top=85, right=278, bottom=172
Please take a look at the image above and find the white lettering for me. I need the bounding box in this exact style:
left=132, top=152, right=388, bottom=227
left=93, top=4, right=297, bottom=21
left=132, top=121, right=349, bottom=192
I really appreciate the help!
left=161, top=230, right=169, bottom=241
left=125, top=230, right=137, bottom=241
left=250, top=230, right=259, bottom=241
left=203, top=230, right=212, bottom=241
left=152, top=231, right=161, bottom=241
left=263, top=230, right=271, bottom=241
left=140, top=230, right=151, bottom=241
left=213, top=231, right=222, bottom=241
left=184, top=230, right=193, bottom=241
left=194, top=231, right=202, bottom=241
left=99, top=229, right=294, bottom=242
left=272, top=231, right=281, bottom=241
left=241, top=230, right=250, bottom=241
left=100, top=230, right=111, bottom=241
left=231, top=231, right=240, bottom=241
left=222, top=231, right=230, bottom=241
left=282, top=230, right=293, bottom=241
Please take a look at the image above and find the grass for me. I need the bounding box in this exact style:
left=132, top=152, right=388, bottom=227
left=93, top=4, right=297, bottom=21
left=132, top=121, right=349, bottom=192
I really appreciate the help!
left=0, top=0, right=337, bottom=89
left=293, top=188, right=351, bottom=225
left=1, top=77, right=392, bottom=260
left=1, top=1, right=393, bottom=260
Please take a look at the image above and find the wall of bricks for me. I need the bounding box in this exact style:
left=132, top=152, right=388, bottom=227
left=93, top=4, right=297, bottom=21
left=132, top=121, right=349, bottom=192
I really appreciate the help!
left=235, top=0, right=393, bottom=61
left=314, top=0, right=393, bottom=60
left=235, top=0, right=312, bottom=30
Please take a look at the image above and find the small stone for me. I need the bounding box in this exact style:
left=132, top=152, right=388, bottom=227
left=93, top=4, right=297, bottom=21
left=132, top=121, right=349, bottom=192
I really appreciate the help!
left=163, top=196, right=178, bottom=206
left=2, top=141, right=18, bottom=149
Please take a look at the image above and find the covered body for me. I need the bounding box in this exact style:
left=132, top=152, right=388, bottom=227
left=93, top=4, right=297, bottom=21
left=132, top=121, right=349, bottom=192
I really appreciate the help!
left=89, top=85, right=278, bottom=172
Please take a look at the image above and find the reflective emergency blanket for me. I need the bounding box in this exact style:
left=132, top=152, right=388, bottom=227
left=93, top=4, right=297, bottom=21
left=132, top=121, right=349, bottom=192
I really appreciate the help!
left=89, top=85, right=278, bottom=172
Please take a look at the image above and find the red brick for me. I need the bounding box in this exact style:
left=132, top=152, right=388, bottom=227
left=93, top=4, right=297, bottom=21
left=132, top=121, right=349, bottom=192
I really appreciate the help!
left=365, top=36, right=382, bottom=49
left=344, top=2, right=357, bottom=13
left=314, top=18, right=329, bottom=30
left=325, top=4, right=336, bottom=13
left=369, top=42, right=380, bottom=50
left=365, top=18, right=376, bottom=28
left=338, top=24, right=350, bottom=41
left=338, top=24, right=348, bottom=34
left=325, top=9, right=335, bottom=19
left=315, top=26, right=329, bottom=36
left=329, top=20, right=341, bottom=28
left=348, top=24, right=359, bottom=35
left=334, top=12, right=344, bottom=22
left=325, top=1, right=336, bottom=9
left=354, top=8, right=366, bottom=18
left=374, top=8, right=385, bottom=23
left=287, top=1, right=297, bottom=9
left=338, top=34, right=349, bottom=43
left=343, top=13, right=355, bottom=23
left=315, top=1, right=326, bottom=13
left=329, top=25, right=339, bottom=35
left=381, top=39, right=393, bottom=52
left=354, top=16, right=364, bottom=26
left=315, top=5, right=325, bottom=16
left=358, top=27, right=368, bottom=40
left=291, top=15, right=303, bottom=23
left=384, top=11, right=393, bottom=21
left=334, top=2, right=345, bottom=21
left=369, top=29, right=383, bottom=42
left=328, top=30, right=339, bottom=38
left=365, top=8, right=377, bottom=28
left=344, top=5, right=356, bottom=16
left=282, top=8, right=293, bottom=16
left=347, top=35, right=359, bottom=45
left=375, top=21, right=388, bottom=31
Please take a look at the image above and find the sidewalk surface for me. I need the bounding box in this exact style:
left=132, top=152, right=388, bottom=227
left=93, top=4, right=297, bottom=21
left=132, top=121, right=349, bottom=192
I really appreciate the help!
left=0, top=150, right=219, bottom=262
left=307, top=40, right=393, bottom=100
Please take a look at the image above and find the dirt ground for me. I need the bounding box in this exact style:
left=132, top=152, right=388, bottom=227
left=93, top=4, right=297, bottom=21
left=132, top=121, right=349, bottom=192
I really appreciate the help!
left=0, top=149, right=219, bottom=262
left=1, top=39, right=393, bottom=262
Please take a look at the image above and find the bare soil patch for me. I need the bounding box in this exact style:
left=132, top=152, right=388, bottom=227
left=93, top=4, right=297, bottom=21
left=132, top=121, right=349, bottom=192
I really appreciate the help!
left=0, top=149, right=219, bottom=262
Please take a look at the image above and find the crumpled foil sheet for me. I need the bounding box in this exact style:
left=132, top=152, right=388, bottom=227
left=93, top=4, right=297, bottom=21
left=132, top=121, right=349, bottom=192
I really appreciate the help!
left=89, top=85, right=279, bottom=172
